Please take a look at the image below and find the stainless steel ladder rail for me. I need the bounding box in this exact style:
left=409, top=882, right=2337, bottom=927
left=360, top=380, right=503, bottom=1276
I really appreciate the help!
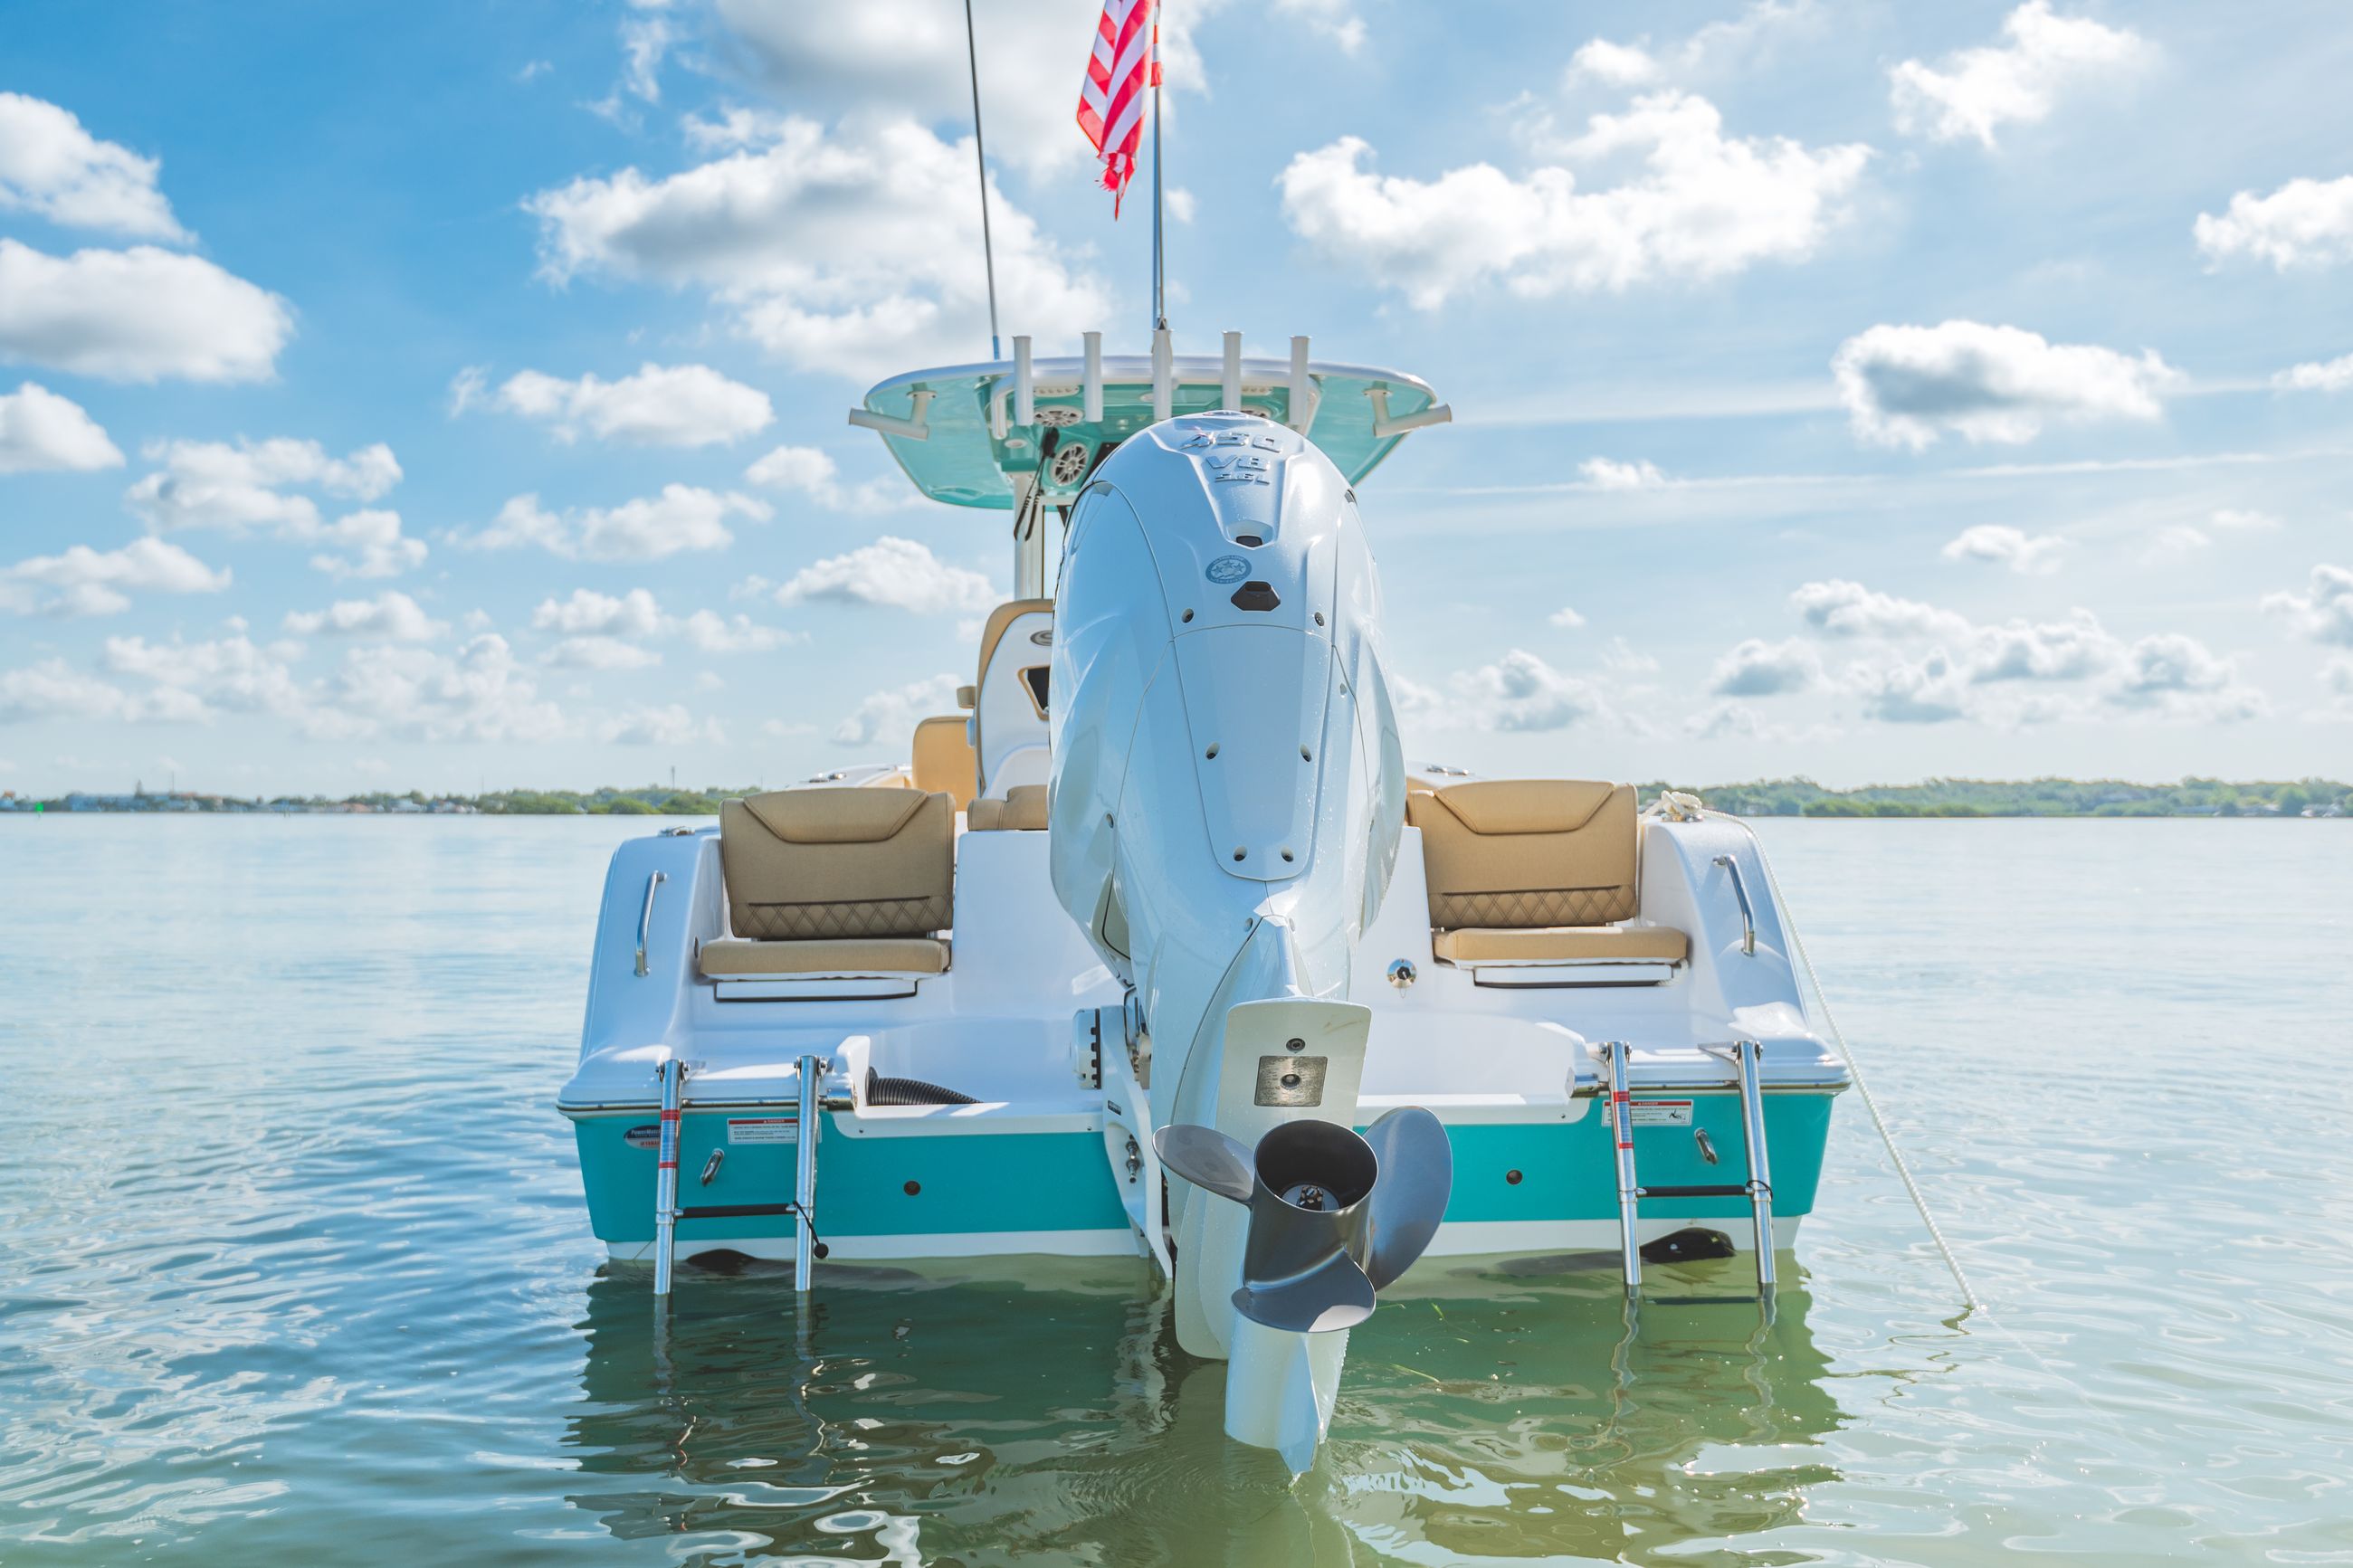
left=1601, top=1039, right=1777, bottom=1299
left=653, top=1052, right=829, bottom=1297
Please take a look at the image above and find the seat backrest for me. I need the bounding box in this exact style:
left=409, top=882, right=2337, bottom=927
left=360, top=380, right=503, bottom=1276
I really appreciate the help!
left=973, top=597, right=1053, bottom=794
left=1405, top=780, right=1639, bottom=929
left=911, top=715, right=977, bottom=809
left=719, top=788, right=953, bottom=940
left=967, top=783, right=1048, bottom=832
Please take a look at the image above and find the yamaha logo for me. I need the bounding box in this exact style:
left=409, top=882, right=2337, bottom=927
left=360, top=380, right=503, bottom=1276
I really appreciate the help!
left=1205, top=555, right=1250, bottom=584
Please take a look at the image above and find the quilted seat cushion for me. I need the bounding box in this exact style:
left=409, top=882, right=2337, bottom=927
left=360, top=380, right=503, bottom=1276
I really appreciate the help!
left=1407, top=780, right=1640, bottom=929
left=719, top=788, right=953, bottom=940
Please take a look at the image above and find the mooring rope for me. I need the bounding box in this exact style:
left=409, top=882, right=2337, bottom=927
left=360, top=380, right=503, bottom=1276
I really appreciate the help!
left=1699, top=804, right=1986, bottom=1313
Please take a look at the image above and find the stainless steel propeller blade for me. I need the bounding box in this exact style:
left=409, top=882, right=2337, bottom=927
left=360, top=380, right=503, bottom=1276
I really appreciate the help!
left=1359, top=1106, right=1453, bottom=1290
left=1154, top=1123, right=1255, bottom=1202
left=1233, top=1250, right=1377, bottom=1333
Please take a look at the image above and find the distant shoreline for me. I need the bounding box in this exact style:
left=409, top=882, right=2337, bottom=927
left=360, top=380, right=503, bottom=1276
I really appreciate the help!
left=6, top=775, right=2347, bottom=821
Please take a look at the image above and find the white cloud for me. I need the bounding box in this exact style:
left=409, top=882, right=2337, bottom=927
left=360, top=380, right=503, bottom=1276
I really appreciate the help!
left=1941, top=522, right=2065, bottom=574
left=1890, top=3, right=2146, bottom=148
left=1848, top=651, right=1971, bottom=724
left=1276, top=93, right=1869, bottom=308
left=121, top=436, right=423, bottom=579
left=681, top=609, right=799, bottom=652
left=282, top=591, right=445, bottom=642
left=1683, top=698, right=1826, bottom=743
left=833, top=672, right=960, bottom=746
left=321, top=634, right=569, bottom=744
left=1709, top=636, right=1821, bottom=697
left=127, top=437, right=400, bottom=531
left=2140, top=523, right=2211, bottom=565
left=0, top=537, right=228, bottom=617
left=1790, top=579, right=1972, bottom=641
left=1967, top=610, right=2117, bottom=683
left=1833, top=319, right=2177, bottom=448
left=776, top=536, right=999, bottom=615
left=0, top=240, right=292, bottom=383
left=2273, top=351, right=2353, bottom=392
left=604, top=703, right=724, bottom=746
left=2263, top=564, right=2353, bottom=647
left=483, top=362, right=773, bottom=447
left=744, top=444, right=903, bottom=512
left=545, top=635, right=662, bottom=670
left=2196, top=176, right=2353, bottom=271
left=531, top=586, right=664, bottom=637
left=457, top=485, right=767, bottom=562
left=1424, top=649, right=1609, bottom=733
left=100, top=632, right=313, bottom=727
left=0, top=381, right=123, bottom=472
left=0, top=92, right=188, bottom=240
left=310, top=508, right=425, bottom=580
left=526, top=117, right=1109, bottom=381
left=0, top=659, right=135, bottom=723
left=1600, top=636, right=1660, bottom=676
left=1548, top=605, right=1586, bottom=629
left=1568, top=39, right=1660, bottom=88
left=1577, top=456, right=1665, bottom=489
left=2106, top=633, right=2266, bottom=721
left=1166, top=187, right=1197, bottom=224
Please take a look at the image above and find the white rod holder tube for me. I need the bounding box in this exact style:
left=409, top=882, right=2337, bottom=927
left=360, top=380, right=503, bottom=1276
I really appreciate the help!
left=1151, top=328, right=1173, bottom=422
left=653, top=1059, right=686, bottom=1297
left=794, top=1053, right=823, bottom=1291
left=1082, top=332, right=1103, bottom=423
left=1013, top=336, right=1034, bottom=427
left=1222, top=331, right=1242, bottom=410
left=1288, top=335, right=1312, bottom=432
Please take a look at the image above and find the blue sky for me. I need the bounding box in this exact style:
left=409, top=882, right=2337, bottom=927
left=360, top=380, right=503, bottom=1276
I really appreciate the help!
left=2, top=0, right=2348, bottom=797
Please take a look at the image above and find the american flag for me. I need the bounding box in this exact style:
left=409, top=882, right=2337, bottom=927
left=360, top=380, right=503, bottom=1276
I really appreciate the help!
left=1076, top=0, right=1155, bottom=215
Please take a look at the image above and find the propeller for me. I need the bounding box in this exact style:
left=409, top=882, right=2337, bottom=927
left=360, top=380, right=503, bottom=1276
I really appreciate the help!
left=1154, top=1107, right=1453, bottom=1334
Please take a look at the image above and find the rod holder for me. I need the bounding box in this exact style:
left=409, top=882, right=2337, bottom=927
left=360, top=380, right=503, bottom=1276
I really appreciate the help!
left=1222, top=331, right=1243, bottom=410
left=846, top=388, right=935, bottom=442
left=1082, top=331, right=1103, bottom=423
left=1151, top=327, right=1173, bottom=422
left=1013, top=335, right=1034, bottom=426
left=1288, top=336, right=1315, bottom=432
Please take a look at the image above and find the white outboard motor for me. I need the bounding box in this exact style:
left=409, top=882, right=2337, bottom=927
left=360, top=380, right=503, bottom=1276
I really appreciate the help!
left=1048, top=410, right=1449, bottom=1470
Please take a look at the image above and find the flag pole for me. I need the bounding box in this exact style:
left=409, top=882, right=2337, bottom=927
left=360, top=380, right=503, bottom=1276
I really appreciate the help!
left=1150, top=1, right=1166, bottom=333
left=964, top=0, right=1003, bottom=360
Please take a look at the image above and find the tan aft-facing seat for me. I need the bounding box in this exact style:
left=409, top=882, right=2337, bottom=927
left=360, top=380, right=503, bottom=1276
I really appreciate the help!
left=966, top=783, right=1047, bottom=832
left=700, top=788, right=954, bottom=976
left=1407, top=780, right=1689, bottom=965
left=911, top=715, right=977, bottom=810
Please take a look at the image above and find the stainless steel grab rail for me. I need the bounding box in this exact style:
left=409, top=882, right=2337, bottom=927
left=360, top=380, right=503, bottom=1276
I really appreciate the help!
left=635, top=870, right=667, bottom=976
left=1712, top=854, right=1756, bottom=955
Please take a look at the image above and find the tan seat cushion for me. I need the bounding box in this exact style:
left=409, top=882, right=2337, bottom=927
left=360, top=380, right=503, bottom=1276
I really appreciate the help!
left=1408, top=780, right=1639, bottom=928
left=1434, top=926, right=1689, bottom=965
left=911, top=715, right=977, bottom=809
left=700, top=937, right=950, bottom=976
left=967, top=783, right=1048, bottom=831
left=719, top=789, right=952, bottom=941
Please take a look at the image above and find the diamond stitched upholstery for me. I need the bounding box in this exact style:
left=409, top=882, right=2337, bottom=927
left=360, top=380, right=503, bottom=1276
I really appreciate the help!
left=1408, top=780, right=1642, bottom=929
left=719, top=788, right=953, bottom=945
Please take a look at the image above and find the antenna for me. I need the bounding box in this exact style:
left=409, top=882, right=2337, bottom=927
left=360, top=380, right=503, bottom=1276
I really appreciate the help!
left=963, top=0, right=1003, bottom=360
left=1150, top=0, right=1167, bottom=332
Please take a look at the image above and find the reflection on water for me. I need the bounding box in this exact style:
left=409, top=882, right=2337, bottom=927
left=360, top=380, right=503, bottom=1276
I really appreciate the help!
left=561, top=1254, right=1852, bottom=1563
left=5, top=817, right=2350, bottom=1565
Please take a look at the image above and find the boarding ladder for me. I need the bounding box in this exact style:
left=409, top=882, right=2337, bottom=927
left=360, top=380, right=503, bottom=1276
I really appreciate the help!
left=651, top=1053, right=828, bottom=1297
left=1596, top=1040, right=1777, bottom=1299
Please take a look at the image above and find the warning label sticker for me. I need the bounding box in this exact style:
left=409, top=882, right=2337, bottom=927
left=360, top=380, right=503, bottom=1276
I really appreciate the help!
left=727, top=1117, right=799, bottom=1145
left=1630, top=1099, right=1693, bottom=1127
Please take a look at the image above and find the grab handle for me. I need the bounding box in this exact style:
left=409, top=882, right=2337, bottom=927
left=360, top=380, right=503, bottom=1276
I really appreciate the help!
left=635, top=870, right=667, bottom=977
left=1711, top=855, right=1756, bottom=956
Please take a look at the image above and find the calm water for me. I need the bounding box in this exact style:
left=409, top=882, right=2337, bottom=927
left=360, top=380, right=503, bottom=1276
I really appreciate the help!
left=3, top=817, right=2348, bottom=1566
